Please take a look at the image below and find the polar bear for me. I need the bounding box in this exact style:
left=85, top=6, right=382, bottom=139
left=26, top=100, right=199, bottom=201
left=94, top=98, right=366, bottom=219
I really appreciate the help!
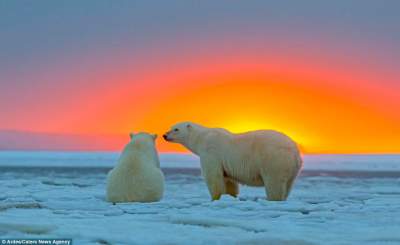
left=106, top=132, right=164, bottom=203
left=163, top=122, right=302, bottom=201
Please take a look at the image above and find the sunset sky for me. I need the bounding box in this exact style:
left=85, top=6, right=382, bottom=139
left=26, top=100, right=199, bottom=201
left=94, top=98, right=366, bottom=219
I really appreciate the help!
left=1, top=1, right=399, bottom=153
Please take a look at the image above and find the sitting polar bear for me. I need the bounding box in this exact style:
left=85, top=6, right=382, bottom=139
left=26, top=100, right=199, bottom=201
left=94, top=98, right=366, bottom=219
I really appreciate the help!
left=106, top=132, right=164, bottom=203
left=163, top=122, right=302, bottom=201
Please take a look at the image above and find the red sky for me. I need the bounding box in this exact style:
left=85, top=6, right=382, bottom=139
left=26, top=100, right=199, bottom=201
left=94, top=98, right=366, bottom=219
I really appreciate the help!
left=1, top=1, right=399, bottom=153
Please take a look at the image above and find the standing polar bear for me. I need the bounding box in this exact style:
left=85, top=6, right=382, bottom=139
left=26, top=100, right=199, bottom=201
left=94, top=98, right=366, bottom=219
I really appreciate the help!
left=106, top=132, right=164, bottom=203
left=163, top=122, right=302, bottom=201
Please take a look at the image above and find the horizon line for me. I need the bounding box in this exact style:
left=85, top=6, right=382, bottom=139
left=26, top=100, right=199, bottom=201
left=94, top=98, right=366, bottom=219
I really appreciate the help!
left=0, top=149, right=399, bottom=155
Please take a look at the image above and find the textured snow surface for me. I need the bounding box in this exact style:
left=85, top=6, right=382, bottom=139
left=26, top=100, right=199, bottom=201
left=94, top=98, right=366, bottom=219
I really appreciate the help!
left=0, top=152, right=399, bottom=244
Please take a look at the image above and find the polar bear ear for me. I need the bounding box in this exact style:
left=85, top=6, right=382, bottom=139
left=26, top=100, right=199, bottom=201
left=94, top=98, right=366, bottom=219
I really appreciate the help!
left=129, top=133, right=134, bottom=139
left=186, top=124, right=192, bottom=130
left=152, top=134, right=158, bottom=140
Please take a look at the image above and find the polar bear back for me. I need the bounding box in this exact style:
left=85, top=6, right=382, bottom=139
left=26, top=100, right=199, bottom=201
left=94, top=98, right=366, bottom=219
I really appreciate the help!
left=106, top=137, right=164, bottom=203
left=203, top=129, right=302, bottom=187
left=106, top=164, right=164, bottom=203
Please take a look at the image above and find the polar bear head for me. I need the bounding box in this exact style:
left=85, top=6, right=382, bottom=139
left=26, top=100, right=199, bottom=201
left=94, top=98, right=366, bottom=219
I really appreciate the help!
left=126, top=132, right=160, bottom=169
left=129, top=132, right=157, bottom=146
left=163, top=122, right=198, bottom=144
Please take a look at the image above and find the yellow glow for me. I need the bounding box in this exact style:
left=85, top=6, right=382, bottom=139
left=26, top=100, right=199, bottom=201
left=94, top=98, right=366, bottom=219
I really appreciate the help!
left=223, top=118, right=272, bottom=133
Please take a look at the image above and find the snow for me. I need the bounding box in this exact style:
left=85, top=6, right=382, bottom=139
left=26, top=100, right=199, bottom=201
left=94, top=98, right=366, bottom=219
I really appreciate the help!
left=0, top=152, right=400, bottom=244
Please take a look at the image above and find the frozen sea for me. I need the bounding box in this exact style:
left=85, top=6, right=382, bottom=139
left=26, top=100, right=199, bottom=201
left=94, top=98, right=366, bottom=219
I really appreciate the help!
left=0, top=152, right=399, bottom=245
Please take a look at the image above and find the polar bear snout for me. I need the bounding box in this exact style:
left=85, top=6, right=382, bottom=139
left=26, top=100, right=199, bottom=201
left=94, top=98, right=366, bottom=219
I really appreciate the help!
left=163, top=130, right=181, bottom=143
left=163, top=131, right=176, bottom=142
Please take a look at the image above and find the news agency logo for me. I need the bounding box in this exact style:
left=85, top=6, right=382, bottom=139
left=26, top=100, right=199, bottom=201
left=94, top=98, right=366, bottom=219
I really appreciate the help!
left=1, top=239, right=72, bottom=245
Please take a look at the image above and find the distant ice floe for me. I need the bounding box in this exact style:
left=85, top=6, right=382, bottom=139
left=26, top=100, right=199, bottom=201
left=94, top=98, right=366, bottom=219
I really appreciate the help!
left=1, top=151, right=400, bottom=171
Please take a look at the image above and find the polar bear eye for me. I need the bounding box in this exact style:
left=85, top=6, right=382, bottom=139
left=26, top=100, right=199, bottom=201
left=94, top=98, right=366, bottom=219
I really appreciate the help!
left=174, top=128, right=179, bottom=132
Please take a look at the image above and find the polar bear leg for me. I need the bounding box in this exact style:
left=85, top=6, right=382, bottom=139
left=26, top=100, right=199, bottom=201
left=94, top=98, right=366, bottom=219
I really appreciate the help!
left=224, top=178, right=239, bottom=197
left=262, top=149, right=300, bottom=201
left=284, top=174, right=296, bottom=200
left=262, top=175, right=289, bottom=201
left=200, top=156, right=225, bottom=201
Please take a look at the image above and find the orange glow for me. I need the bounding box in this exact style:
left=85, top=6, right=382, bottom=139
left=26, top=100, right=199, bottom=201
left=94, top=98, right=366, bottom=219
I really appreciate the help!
left=6, top=50, right=399, bottom=153
left=2, top=5, right=399, bottom=154
left=135, top=75, right=398, bottom=153
left=48, top=51, right=399, bottom=153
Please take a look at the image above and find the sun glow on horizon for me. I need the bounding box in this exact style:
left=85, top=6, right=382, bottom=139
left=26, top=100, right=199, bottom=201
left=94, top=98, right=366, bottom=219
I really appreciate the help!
left=118, top=69, right=400, bottom=154
left=2, top=32, right=399, bottom=153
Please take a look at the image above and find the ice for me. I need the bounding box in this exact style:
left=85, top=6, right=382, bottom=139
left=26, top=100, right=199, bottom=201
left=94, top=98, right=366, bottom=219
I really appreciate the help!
left=303, top=154, right=400, bottom=171
left=1, top=151, right=399, bottom=171
left=0, top=151, right=200, bottom=169
left=0, top=152, right=399, bottom=244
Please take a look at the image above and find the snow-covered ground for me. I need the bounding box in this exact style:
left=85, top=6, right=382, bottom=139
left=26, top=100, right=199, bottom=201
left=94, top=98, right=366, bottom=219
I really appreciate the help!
left=0, top=152, right=399, bottom=244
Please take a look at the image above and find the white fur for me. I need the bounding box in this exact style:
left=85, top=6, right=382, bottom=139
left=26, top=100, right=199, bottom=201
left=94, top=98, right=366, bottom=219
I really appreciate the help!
left=164, top=122, right=303, bottom=201
left=106, top=133, right=164, bottom=203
